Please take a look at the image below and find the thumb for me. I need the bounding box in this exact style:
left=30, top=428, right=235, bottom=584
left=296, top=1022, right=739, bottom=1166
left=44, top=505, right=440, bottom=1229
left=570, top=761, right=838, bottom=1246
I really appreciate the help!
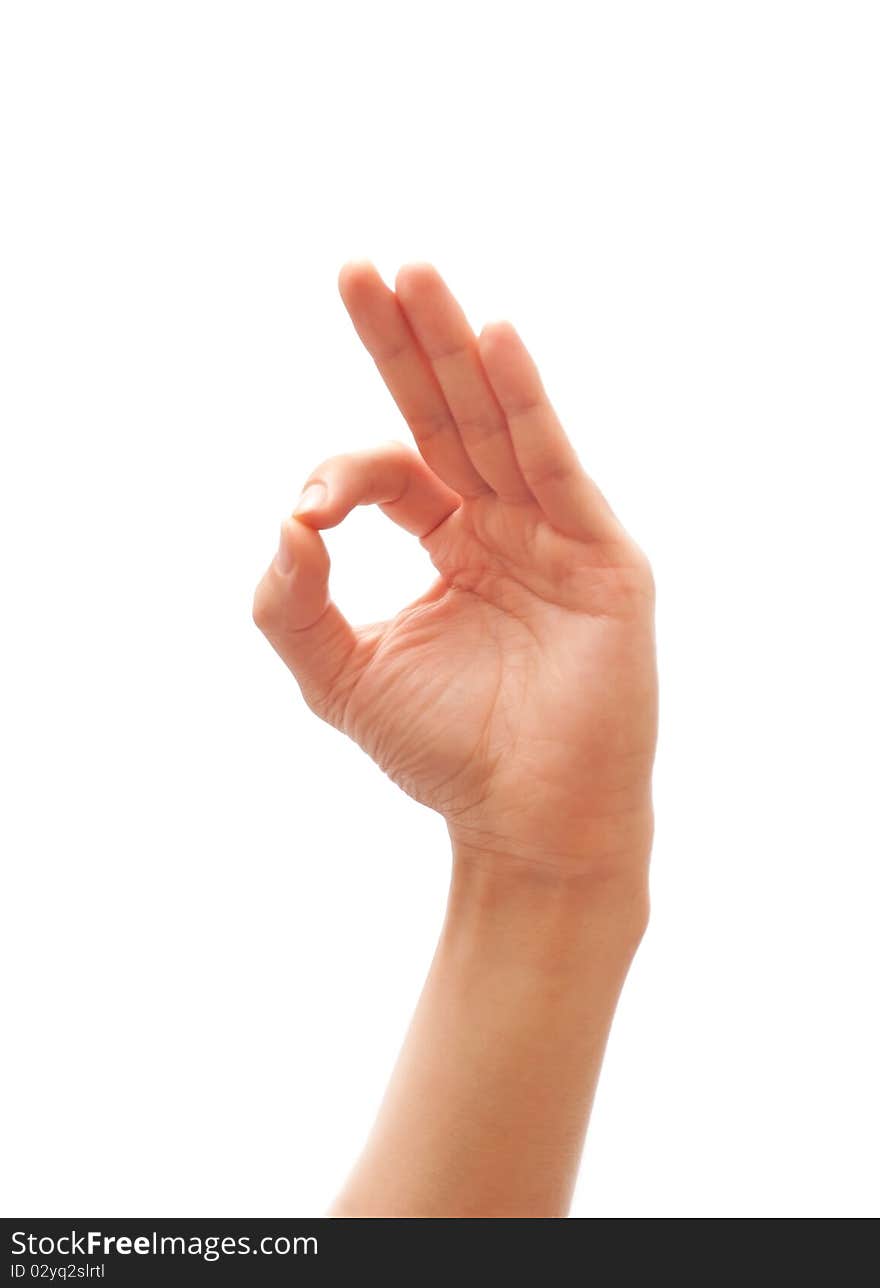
left=252, top=516, right=362, bottom=724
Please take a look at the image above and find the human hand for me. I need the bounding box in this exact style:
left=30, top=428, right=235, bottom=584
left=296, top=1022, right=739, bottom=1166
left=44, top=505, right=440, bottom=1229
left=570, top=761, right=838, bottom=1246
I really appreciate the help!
left=253, top=261, right=657, bottom=880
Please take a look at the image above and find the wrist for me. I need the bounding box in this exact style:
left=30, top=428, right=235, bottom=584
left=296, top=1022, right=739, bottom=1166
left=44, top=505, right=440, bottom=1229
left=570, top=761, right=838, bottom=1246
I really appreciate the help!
left=448, top=804, right=653, bottom=887
left=445, top=838, right=650, bottom=972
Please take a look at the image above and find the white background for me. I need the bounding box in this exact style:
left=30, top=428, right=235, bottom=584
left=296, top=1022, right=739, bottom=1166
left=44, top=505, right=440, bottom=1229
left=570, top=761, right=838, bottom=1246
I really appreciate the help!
left=2, top=2, right=878, bottom=1218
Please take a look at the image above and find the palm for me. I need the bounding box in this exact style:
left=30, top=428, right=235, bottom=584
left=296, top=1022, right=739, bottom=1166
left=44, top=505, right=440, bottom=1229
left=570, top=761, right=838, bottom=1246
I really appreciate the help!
left=254, top=260, right=657, bottom=866
left=340, top=495, right=655, bottom=855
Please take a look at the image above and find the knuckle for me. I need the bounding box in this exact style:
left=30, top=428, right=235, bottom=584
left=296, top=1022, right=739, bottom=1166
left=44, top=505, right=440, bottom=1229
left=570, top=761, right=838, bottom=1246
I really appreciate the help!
left=304, top=457, right=335, bottom=485
left=407, top=410, right=453, bottom=442
left=382, top=436, right=414, bottom=461
left=530, top=456, right=574, bottom=488
left=303, top=687, right=331, bottom=721
left=251, top=583, right=274, bottom=633
left=632, top=549, right=656, bottom=600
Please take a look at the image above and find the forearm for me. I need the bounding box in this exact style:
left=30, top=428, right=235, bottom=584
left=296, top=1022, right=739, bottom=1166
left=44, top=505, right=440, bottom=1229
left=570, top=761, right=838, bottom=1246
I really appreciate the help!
left=330, top=845, right=649, bottom=1218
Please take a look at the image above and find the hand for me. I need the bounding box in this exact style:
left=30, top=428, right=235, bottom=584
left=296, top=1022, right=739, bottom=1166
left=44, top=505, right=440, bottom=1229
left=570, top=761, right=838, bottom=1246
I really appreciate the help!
left=253, top=261, right=657, bottom=878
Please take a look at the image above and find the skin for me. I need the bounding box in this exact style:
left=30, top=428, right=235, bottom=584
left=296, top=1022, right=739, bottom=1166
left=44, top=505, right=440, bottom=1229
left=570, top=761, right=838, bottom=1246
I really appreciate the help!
left=253, top=260, right=658, bottom=1216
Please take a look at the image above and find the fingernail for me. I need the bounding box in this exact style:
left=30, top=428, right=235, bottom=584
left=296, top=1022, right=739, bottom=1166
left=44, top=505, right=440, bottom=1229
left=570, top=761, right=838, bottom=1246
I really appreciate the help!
left=293, top=481, right=327, bottom=517
left=274, top=520, right=296, bottom=575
